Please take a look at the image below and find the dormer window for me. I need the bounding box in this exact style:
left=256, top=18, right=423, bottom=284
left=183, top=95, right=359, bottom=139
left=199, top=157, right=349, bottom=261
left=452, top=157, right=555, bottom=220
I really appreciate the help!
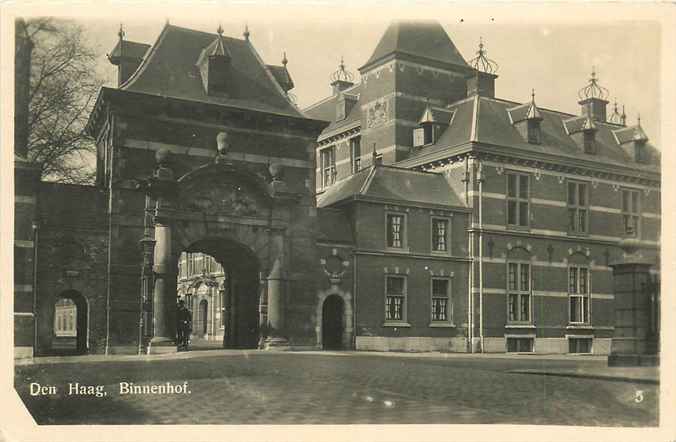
left=635, top=140, right=646, bottom=163
left=583, top=130, right=596, bottom=154
left=527, top=119, right=541, bottom=145
left=510, top=90, right=543, bottom=145
left=413, top=104, right=452, bottom=148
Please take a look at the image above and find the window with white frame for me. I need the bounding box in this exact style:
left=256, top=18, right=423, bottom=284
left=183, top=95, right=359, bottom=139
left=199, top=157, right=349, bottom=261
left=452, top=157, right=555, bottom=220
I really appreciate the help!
left=320, top=146, right=336, bottom=188
left=621, top=188, right=640, bottom=237
left=350, top=137, right=361, bottom=174
left=507, top=262, right=531, bottom=323
left=386, top=213, right=406, bottom=249
left=506, top=173, right=530, bottom=227
left=385, top=275, right=406, bottom=322
left=569, top=266, right=590, bottom=324
left=431, top=278, right=451, bottom=322
left=431, top=217, right=449, bottom=253
left=567, top=181, right=589, bottom=234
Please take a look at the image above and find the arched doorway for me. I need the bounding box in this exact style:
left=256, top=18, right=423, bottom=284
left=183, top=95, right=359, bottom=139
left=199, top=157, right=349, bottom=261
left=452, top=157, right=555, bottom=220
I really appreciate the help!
left=182, top=238, right=261, bottom=349
left=51, top=290, right=88, bottom=355
left=322, top=295, right=345, bottom=350
left=199, top=300, right=208, bottom=336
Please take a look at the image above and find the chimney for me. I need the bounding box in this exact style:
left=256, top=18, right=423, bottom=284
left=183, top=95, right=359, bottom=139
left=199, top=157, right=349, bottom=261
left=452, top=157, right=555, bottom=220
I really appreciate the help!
left=577, top=68, right=609, bottom=122
left=330, top=57, right=355, bottom=96
left=107, top=25, right=150, bottom=87
left=14, top=19, right=33, bottom=158
left=466, top=38, right=498, bottom=98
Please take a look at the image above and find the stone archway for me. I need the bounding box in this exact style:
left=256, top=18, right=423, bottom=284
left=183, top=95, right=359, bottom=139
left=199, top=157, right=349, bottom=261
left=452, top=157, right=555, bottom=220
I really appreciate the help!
left=51, top=290, right=89, bottom=355
left=315, top=288, right=353, bottom=350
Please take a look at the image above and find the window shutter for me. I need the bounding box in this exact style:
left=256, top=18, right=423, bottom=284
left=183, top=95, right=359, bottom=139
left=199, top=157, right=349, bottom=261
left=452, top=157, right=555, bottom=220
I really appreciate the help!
left=413, top=127, right=425, bottom=147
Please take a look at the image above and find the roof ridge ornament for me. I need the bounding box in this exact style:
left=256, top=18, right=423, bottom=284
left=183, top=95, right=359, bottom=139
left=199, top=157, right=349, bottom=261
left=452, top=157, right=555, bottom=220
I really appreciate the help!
left=525, top=88, right=542, bottom=120
left=578, top=66, right=609, bottom=100
left=282, top=51, right=288, bottom=67
left=609, top=99, right=625, bottom=125
left=243, top=23, right=250, bottom=41
left=118, top=23, right=125, bottom=41
left=468, top=37, right=498, bottom=75
left=330, top=56, right=355, bottom=83
left=217, top=24, right=224, bottom=36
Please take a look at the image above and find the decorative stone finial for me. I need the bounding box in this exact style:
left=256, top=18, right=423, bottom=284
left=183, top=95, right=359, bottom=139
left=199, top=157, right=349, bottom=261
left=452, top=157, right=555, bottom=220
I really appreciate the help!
left=217, top=24, right=224, bottom=36
left=282, top=51, right=288, bottom=67
left=155, top=147, right=171, bottom=166
left=269, top=163, right=283, bottom=181
left=243, top=23, right=250, bottom=40
left=216, top=131, right=230, bottom=156
left=118, top=24, right=125, bottom=40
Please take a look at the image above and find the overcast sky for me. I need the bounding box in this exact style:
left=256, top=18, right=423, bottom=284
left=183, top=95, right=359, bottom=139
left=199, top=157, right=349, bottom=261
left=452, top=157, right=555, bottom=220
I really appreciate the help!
left=76, top=16, right=660, bottom=147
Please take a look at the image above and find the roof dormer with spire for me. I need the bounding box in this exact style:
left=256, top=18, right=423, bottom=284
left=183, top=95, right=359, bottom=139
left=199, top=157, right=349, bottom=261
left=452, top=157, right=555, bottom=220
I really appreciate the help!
left=196, top=24, right=232, bottom=96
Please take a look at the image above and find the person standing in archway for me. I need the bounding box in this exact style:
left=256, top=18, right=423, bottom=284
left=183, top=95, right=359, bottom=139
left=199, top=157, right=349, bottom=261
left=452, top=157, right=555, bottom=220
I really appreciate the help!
left=176, top=300, right=192, bottom=351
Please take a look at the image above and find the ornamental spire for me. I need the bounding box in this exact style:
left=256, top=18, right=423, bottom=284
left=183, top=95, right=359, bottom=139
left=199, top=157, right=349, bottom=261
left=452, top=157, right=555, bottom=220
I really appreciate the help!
left=282, top=51, right=288, bottom=67
left=578, top=66, right=609, bottom=100
left=468, top=37, right=498, bottom=75
left=243, top=23, right=250, bottom=40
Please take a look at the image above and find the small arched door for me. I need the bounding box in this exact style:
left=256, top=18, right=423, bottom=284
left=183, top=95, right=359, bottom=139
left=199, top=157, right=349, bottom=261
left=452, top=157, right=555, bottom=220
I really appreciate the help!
left=199, top=300, right=208, bottom=336
left=322, top=295, right=345, bottom=350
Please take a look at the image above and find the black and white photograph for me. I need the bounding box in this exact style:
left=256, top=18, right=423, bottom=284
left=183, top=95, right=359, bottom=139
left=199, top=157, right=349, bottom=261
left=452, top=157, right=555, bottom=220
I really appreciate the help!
left=1, top=2, right=674, bottom=441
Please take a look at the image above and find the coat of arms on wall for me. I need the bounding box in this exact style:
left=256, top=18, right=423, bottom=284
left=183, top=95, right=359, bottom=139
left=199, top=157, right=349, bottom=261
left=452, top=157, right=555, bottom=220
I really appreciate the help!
left=185, top=183, right=260, bottom=216
left=367, top=99, right=389, bottom=128
left=320, top=249, right=350, bottom=285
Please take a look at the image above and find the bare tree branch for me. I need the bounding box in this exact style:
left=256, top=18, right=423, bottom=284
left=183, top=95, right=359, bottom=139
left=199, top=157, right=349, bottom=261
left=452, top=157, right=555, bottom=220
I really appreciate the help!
left=25, top=18, right=103, bottom=184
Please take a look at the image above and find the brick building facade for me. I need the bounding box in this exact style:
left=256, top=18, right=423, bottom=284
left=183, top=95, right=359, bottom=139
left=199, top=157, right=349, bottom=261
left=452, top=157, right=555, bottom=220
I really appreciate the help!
left=14, top=20, right=660, bottom=358
left=305, top=20, right=660, bottom=355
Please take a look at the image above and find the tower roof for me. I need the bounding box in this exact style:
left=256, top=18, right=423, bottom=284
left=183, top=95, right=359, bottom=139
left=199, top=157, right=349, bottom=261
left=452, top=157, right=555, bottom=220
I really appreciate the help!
left=360, top=20, right=469, bottom=72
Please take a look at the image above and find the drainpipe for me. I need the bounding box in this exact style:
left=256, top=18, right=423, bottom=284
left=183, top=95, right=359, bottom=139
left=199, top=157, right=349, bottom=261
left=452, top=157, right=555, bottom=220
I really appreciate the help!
left=32, top=220, right=39, bottom=355
left=105, top=115, right=116, bottom=355
left=463, top=156, right=473, bottom=353
left=477, top=161, right=485, bottom=353
left=352, top=252, right=357, bottom=350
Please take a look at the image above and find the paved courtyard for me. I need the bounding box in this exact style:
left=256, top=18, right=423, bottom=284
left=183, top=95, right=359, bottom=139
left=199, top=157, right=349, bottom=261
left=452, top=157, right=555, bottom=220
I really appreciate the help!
left=14, top=351, right=658, bottom=426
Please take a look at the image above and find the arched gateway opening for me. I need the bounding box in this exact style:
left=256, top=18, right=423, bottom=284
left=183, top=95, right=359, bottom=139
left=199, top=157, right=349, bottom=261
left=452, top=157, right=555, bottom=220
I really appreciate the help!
left=51, top=290, right=88, bottom=355
left=182, top=238, right=261, bottom=349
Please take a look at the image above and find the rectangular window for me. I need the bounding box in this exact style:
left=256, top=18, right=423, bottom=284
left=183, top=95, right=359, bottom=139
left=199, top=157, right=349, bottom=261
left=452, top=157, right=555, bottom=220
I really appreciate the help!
left=569, top=266, right=590, bottom=324
left=567, top=181, right=589, bottom=234
left=431, top=218, right=449, bottom=252
left=423, top=124, right=434, bottom=145
left=350, top=137, right=361, bottom=174
left=622, top=189, right=640, bottom=237
left=506, top=173, right=530, bottom=227
left=385, top=275, right=406, bottom=321
left=568, top=337, right=592, bottom=354
left=431, top=278, right=450, bottom=322
left=506, top=337, right=534, bottom=353
left=507, top=262, right=531, bottom=323
left=387, top=214, right=405, bottom=249
left=320, top=146, right=336, bottom=188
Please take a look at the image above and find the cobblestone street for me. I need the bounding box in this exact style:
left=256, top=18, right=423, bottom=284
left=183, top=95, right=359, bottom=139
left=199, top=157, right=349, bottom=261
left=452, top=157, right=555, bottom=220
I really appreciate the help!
left=14, top=351, right=658, bottom=426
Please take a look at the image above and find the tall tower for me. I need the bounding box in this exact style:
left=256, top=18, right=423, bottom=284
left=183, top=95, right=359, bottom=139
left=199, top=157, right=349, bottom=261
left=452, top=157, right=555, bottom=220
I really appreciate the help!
left=358, top=20, right=473, bottom=164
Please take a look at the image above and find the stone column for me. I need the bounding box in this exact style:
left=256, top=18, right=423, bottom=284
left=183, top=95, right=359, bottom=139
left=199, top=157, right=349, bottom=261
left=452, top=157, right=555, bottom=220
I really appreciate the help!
left=266, top=258, right=284, bottom=331
left=151, top=222, right=176, bottom=346
left=608, top=253, right=659, bottom=366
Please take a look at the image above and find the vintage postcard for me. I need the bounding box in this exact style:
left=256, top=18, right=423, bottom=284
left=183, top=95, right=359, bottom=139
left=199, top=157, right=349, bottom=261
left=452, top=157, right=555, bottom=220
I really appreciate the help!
left=1, top=2, right=674, bottom=441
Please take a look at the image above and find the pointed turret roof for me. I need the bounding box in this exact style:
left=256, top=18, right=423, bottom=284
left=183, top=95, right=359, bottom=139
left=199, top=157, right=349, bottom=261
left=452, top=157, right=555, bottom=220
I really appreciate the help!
left=360, top=20, right=469, bottom=72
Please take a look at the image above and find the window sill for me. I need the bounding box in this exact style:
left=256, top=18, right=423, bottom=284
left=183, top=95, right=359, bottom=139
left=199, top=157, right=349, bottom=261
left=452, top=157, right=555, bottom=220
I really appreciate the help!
left=383, top=322, right=411, bottom=328
left=385, top=247, right=411, bottom=254
left=566, top=324, right=593, bottom=329
left=505, top=324, right=535, bottom=328
left=567, top=231, right=590, bottom=237
left=429, top=322, right=455, bottom=328
left=430, top=250, right=451, bottom=257
left=506, top=225, right=530, bottom=232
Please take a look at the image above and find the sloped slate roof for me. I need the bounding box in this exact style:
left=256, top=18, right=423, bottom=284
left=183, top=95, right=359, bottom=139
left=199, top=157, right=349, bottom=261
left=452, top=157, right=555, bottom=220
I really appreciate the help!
left=361, top=20, right=469, bottom=71
left=403, top=96, right=660, bottom=171
left=304, top=83, right=362, bottom=125
left=267, top=65, right=294, bottom=90
left=614, top=125, right=649, bottom=144
left=120, top=24, right=301, bottom=118
left=317, top=165, right=465, bottom=209
left=109, top=40, right=151, bottom=60
left=317, top=208, right=354, bottom=244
